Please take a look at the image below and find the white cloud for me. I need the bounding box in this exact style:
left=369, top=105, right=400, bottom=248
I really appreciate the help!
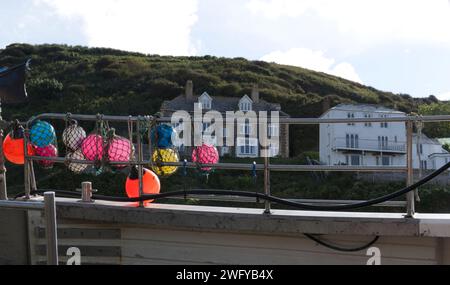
left=247, top=0, right=450, bottom=46
left=260, top=48, right=363, bottom=83
left=437, top=91, right=450, bottom=101
left=37, top=0, right=199, bottom=55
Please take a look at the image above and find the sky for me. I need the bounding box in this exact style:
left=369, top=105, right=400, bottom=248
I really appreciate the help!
left=1, top=0, right=450, bottom=99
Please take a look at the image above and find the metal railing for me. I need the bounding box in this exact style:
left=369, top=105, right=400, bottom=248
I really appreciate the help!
left=3, top=112, right=450, bottom=218
left=333, top=137, right=406, bottom=153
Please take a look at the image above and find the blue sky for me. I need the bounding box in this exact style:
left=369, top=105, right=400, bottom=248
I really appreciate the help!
left=1, top=0, right=450, bottom=99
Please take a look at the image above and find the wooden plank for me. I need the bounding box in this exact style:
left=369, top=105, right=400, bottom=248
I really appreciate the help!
left=0, top=209, right=29, bottom=265
left=35, top=227, right=121, bottom=239
left=122, top=227, right=437, bottom=261
left=35, top=245, right=121, bottom=257
left=34, top=239, right=122, bottom=247
left=34, top=256, right=121, bottom=265
left=121, top=239, right=436, bottom=265
left=27, top=210, right=44, bottom=265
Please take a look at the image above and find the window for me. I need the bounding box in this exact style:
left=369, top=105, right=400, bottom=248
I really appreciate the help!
left=382, top=156, right=390, bottom=166
left=364, top=113, right=372, bottom=127
left=240, top=101, right=252, bottom=111
left=351, top=155, right=360, bottom=166
left=268, top=145, right=279, bottom=157
left=239, top=121, right=252, bottom=135
left=419, top=144, right=423, bottom=154
left=347, top=112, right=355, bottom=126
left=420, top=160, right=427, bottom=170
left=380, top=114, right=388, bottom=128
left=202, top=122, right=211, bottom=132
left=346, top=133, right=358, bottom=148
left=268, top=124, right=279, bottom=137
left=378, top=136, right=388, bottom=149
left=237, top=138, right=258, bottom=156
left=198, top=92, right=212, bottom=109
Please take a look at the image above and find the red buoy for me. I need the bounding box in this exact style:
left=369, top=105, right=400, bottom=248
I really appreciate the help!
left=3, top=133, right=34, bottom=165
left=125, top=167, right=160, bottom=206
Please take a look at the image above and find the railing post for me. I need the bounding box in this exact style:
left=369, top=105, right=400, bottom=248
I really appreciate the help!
left=264, top=153, right=271, bottom=214
left=0, top=128, right=7, bottom=200
left=0, top=99, right=7, bottom=201
left=406, top=120, right=415, bottom=217
left=136, top=117, right=144, bottom=207
left=23, top=127, right=31, bottom=199
left=81, top=181, right=93, bottom=203
left=44, top=191, right=58, bottom=265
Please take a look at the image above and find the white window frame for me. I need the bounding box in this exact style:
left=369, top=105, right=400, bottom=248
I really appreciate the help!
left=380, top=114, right=388, bottom=128
left=347, top=112, right=355, bottom=126
left=364, top=113, right=372, bottom=127
left=239, top=121, right=252, bottom=135
left=268, top=123, right=279, bottom=137
left=237, top=137, right=258, bottom=156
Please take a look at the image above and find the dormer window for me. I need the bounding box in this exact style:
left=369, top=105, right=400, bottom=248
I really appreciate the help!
left=239, top=95, right=253, bottom=112
left=198, top=92, right=212, bottom=110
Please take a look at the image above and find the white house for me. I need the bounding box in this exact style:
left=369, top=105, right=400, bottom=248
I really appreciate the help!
left=319, top=104, right=450, bottom=169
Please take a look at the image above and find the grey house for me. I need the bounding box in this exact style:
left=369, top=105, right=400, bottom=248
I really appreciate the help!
left=161, top=80, right=290, bottom=158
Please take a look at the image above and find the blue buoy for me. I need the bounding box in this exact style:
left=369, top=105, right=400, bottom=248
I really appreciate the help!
left=29, top=120, right=56, bottom=147
left=151, top=124, right=176, bottom=148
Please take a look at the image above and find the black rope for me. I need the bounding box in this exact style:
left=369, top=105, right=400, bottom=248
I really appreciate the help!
left=14, top=160, right=450, bottom=212
left=304, top=233, right=379, bottom=252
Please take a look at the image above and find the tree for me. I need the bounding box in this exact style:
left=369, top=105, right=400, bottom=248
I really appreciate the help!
left=419, top=103, right=450, bottom=138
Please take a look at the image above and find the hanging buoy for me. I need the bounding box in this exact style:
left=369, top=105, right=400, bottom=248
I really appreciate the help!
left=81, top=134, right=104, bottom=161
left=29, top=120, right=56, bottom=147
left=125, top=166, right=160, bottom=206
left=3, top=133, right=34, bottom=165
left=34, top=144, right=58, bottom=168
left=62, top=120, right=86, bottom=151
left=66, top=149, right=88, bottom=173
left=192, top=143, right=219, bottom=171
left=151, top=148, right=179, bottom=176
left=150, top=124, right=176, bottom=148
left=107, top=133, right=133, bottom=168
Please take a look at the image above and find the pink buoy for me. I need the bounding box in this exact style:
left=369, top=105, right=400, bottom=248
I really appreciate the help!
left=108, top=136, right=133, bottom=168
left=34, top=144, right=58, bottom=168
left=81, top=134, right=104, bottom=161
left=192, top=143, right=219, bottom=171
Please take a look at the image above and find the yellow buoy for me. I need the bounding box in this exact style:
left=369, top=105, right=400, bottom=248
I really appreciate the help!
left=151, top=148, right=179, bottom=176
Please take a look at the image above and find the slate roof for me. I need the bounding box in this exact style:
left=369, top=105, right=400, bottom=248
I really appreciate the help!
left=320, top=103, right=405, bottom=118
left=161, top=94, right=290, bottom=117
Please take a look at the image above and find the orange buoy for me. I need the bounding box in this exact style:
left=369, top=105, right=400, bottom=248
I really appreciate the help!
left=3, top=133, right=34, bottom=165
left=125, top=167, right=160, bottom=206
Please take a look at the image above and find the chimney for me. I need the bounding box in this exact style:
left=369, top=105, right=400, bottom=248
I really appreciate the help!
left=322, top=96, right=331, bottom=113
left=185, top=80, right=193, bottom=100
left=251, top=84, right=259, bottom=103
